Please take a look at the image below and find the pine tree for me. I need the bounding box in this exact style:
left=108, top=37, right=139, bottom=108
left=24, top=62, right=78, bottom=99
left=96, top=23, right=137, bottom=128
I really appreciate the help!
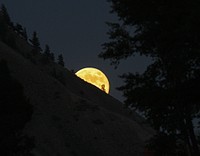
left=1, top=4, right=12, bottom=26
left=0, top=4, right=9, bottom=41
left=57, top=54, right=64, bottom=67
left=50, top=52, right=55, bottom=62
left=0, top=16, right=7, bottom=41
left=30, top=31, right=41, bottom=54
left=44, top=44, right=50, bottom=57
left=41, top=45, right=55, bottom=64
left=22, top=27, right=28, bottom=41
left=15, top=23, right=23, bottom=34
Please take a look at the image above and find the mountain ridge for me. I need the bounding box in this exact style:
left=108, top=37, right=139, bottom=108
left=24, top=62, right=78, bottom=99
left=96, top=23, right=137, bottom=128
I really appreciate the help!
left=0, top=36, right=154, bottom=155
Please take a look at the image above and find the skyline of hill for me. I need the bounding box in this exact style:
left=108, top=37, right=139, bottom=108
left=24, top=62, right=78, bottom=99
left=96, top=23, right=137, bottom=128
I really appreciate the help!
left=0, top=9, right=154, bottom=155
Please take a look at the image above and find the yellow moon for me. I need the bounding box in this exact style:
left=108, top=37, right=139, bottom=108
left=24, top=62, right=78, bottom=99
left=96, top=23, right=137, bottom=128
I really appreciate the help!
left=75, top=67, right=110, bottom=94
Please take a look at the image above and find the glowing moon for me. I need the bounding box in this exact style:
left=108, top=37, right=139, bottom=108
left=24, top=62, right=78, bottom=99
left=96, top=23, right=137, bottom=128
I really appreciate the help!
left=75, top=67, right=110, bottom=94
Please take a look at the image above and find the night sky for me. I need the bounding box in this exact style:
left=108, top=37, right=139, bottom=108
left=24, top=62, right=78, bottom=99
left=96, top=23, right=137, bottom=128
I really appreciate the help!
left=2, top=0, right=151, bottom=102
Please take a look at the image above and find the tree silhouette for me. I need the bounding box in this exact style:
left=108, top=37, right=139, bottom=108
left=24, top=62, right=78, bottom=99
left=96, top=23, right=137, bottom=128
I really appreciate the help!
left=0, top=16, right=7, bottom=41
left=0, top=4, right=12, bottom=26
left=0, top=4, right=9, bottom=42
left=30, top=31, right=41, bottom=54
left=44, top=44, right=50, bottom=57
left=0, top=59, right=34, bottom=155
left=41, top=44, right=55, bottom=64
left=15, top=23, right=23, bottom=34
left=57, top=54, right=64, bottom=67
left=22, top=27, right=28, bottom=41
left=99, top=0, right=200, bottom=155
left=101, top=84, right=106, bottom=92
left=50, top=52, right=55, bottom=62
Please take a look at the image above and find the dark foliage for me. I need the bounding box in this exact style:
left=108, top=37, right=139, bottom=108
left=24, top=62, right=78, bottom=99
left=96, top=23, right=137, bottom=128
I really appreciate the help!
left=41, top=44, right=51, bottom=64
left=14, top=23, right=28, bottom=40
left=15, top=23, right=23, bottom=34
left=44, top=44, right=51, bottom=57
left=0, top=4, right=12, bottom=26
left=0, top=4, right=17, bottom=49
left=22, top=27, right=28, bottom=41
left=41, top=44, right=55, bottom=64
left=29, top=31, right=41, bottom=54
left=0, top=13, right=8, bottom=41
left=0, top=59, right=34, bottom=155
left=57, top=54, right=65, bottom=67
left=147, top=132, right=188, bottom=156
left=50, top=52, right=55, bottom=62
left=100, top=0, right=200, bottom=155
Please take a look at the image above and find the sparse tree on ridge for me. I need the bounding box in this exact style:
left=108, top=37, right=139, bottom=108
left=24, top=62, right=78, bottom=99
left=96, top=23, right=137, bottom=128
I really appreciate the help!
left=0, top=4, right=10, bottom=41
left=57, top=54, right=64, bottom=67
left=44, top=44, right=51, bottom=57
left=22, top=27, right=28, bottom=41
left=50, top=52, right=55, bottom=62
left=42, top=44, right=55, bottom=63
left=15, top=23, right=23, bottom=34
left=14, top=23, right=27, bottom=41
left=99, top=0, right=200, bottom=155
left=1, top=4, right=12, bottom=26
left=0, top=14, right=8, bottom=41
left=30, top=31, right=41, bottom=54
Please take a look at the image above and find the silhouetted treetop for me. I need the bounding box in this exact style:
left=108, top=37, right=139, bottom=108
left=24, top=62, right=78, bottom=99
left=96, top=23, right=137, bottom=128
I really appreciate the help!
left=57, top=54, right=64, bottom=67
left=100, top=0, right=200, bottom=67
left=41, top=44, right=55, bottom=64
left=50, top=52, right=55, bottom=62
left=44, top=44, right=51, bottom=57
left=30, top=31, right=41, bottom=51
left=22, top=27, right=28, bottom=40
left=0, top=4, right=12, bottom=26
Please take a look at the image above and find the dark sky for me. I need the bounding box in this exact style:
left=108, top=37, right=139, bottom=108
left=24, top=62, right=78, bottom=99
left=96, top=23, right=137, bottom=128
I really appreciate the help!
left=2, top=0, right=151, bottom=102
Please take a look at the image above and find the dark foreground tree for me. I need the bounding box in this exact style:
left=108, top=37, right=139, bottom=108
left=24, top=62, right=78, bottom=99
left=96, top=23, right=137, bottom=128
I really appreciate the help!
left=99, top=0, right=200, bottom=155
left=0, top=59, right=34, bottom=155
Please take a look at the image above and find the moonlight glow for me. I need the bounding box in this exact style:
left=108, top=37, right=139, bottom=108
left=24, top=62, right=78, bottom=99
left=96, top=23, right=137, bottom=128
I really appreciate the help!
left=75, top=67, right=110, bottom=94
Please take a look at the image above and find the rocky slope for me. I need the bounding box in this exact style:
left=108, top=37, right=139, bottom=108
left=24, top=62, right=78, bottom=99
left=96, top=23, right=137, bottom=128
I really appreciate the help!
left=0, top=40, right=154, bottom=156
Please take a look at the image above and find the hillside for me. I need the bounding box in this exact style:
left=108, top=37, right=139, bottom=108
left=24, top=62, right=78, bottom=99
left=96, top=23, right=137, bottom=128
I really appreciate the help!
left=0, top=34, right=154, bottom=155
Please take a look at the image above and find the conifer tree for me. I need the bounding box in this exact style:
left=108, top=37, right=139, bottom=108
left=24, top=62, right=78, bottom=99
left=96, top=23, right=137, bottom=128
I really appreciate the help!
left=15, top=23, right=23, bottom=33
left=22, top=27, right=28, bottom=41
left=0, top=4, right=9, bottom=41
left=41, top=44, right=55, bottom=64
left=1, top=4, right=11, bottom=26
left=50, top=52, right=55, bottom=62
left=0, top=15, right=7, bottom=41
left=57, top=54, right=64, bottom=67
left=30, top=31, right=41, bottom=54
left=44, top=44, right=50, bottom=57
